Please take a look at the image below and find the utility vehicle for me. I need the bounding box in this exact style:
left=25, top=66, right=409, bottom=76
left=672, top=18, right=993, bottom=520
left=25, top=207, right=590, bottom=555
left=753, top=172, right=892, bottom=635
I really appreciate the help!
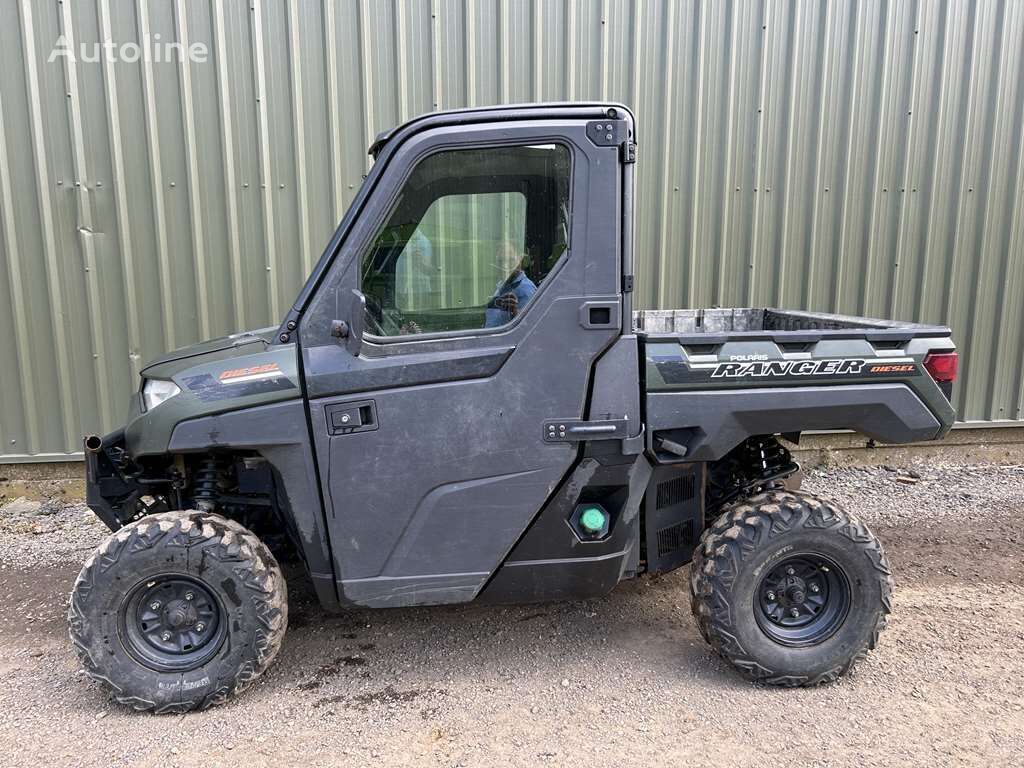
left=73, top=103, right=957, bottom=712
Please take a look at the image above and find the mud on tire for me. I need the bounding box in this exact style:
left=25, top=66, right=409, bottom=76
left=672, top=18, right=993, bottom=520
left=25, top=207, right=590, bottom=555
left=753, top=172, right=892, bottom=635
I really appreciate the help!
left=68, top=511, right=288, bottom=713
left=690, top=490, right=893, bottom=686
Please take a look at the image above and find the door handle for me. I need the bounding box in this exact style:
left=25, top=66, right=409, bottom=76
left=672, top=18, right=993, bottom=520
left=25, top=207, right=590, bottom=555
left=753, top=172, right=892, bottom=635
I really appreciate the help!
left=326, top=400, right=378, bottom=435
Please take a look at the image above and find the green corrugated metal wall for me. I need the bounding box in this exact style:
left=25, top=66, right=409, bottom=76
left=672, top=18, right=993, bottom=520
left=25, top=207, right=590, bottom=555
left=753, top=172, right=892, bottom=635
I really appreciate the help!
left=1, top=0, right=1022, bottom=462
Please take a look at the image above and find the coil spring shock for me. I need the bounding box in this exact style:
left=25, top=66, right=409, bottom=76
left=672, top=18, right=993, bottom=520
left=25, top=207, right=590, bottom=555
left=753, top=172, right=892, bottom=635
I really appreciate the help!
left=707, top=436, right=800, bottom=510
left=745, top=436, right=795, bottom=479
left=192, top=458, right=220, bottom=512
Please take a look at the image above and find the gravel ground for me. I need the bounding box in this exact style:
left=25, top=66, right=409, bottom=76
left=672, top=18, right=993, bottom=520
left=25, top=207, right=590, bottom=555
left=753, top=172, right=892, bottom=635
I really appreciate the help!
left=0, top=498, right=106, bottom=569
left=0, top=463, right=1021, bottom=768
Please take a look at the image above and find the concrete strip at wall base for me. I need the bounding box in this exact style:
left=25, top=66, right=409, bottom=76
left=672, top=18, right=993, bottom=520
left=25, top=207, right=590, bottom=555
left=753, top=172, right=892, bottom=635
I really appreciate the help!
left=790, top=427, right=1024, bottom=468
left=0, top=461, right=84, bottom=482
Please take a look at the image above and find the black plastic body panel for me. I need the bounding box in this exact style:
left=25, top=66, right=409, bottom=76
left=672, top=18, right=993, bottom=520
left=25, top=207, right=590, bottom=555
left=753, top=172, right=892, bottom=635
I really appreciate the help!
left=586, top=335, right=642, bottom=436
left=646, top=384, right=942, bottom=461
left=643, top=464, right=704, bottom=574
left=304, top=346, right=513, bottom=400
left=167, top=400, right=339, bottom=609
left=479, top=453, right=652, bottom=603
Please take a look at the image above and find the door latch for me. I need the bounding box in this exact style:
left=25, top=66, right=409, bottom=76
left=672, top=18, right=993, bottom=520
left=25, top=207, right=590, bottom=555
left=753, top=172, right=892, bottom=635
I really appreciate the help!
left=543, top=418, right=630, bottom=443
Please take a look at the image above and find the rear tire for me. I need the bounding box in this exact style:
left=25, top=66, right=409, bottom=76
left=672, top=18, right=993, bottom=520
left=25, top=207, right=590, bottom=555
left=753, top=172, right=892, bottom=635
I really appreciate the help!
left=68, top=511, right=288, bottom=712
left=690, top=490, right=892, bottom=686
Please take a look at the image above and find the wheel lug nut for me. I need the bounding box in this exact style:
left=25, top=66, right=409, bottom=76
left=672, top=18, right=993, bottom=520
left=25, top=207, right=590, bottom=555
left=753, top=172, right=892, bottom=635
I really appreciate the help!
left=786, top=567, right=795, bottom=576
left=766, top=591, right=776, bottom=601
left=810, top=584, right=820, bottom=593
left=184, top=592, right=194, bottom=601
left=150, top=601, right=161, bottom=611
left=195, top=622, right=205, bottom=632
left=790, top=608, right=800, bottom=618
left=161, top=631, right=172, bottom=641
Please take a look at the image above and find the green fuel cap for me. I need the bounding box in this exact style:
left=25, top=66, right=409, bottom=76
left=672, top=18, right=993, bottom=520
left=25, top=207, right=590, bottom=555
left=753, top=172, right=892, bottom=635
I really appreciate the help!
left=579, top=506, right=607, bottom=534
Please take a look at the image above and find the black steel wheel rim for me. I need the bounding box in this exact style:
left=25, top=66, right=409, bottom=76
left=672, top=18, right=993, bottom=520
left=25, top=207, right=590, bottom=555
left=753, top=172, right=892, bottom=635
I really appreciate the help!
left=120, top=575, right=226, bottom=672
left=754, top=553, right=851, bottom=647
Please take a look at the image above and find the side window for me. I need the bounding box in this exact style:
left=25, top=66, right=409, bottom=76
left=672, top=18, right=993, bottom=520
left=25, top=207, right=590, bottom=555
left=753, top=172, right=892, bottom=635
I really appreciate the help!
left=360, top=144, right=571, bottom=336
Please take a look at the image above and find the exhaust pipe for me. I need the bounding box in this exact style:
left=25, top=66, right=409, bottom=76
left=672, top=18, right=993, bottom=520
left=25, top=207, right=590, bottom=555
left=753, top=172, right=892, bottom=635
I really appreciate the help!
left=84, top=435, right=104, bottom=453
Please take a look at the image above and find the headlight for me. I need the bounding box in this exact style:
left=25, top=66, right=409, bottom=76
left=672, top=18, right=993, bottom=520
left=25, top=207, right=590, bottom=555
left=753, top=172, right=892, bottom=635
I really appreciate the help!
left=142, top=379, right=181, bottom=411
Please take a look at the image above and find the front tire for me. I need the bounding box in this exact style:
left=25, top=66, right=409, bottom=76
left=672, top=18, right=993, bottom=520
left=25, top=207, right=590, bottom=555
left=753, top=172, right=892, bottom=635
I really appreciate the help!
left=690, top=490, right=892, bottom=686
left=68, top=511, right=288, bottom=712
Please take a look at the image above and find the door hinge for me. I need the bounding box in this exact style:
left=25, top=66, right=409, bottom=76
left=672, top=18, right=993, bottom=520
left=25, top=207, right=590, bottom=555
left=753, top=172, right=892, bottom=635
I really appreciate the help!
left=620, top=140, right=636, bottom=164
left=622, top=274, right=634, bottom=293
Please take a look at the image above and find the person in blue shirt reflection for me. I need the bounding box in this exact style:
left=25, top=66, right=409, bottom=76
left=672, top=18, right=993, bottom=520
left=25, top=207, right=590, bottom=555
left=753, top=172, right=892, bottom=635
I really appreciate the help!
left=484, top=241, right=537, bottom=328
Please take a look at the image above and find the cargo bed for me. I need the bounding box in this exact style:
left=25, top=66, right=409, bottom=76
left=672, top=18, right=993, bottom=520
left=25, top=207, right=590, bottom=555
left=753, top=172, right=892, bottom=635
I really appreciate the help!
left=634, top=308, right=948, bottom=340
left=634, top=307, right=957, bottom=462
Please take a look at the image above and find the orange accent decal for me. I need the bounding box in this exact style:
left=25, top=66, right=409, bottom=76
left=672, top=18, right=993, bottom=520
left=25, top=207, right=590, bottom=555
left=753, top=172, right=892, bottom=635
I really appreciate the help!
left=868, top=364, right=915, bottom=374
left=218, top=362, right=281, bottom=381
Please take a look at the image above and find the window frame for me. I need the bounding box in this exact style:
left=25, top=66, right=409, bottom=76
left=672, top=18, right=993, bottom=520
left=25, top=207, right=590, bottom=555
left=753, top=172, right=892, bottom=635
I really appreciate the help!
left=358, top=138, right=576, bottom=344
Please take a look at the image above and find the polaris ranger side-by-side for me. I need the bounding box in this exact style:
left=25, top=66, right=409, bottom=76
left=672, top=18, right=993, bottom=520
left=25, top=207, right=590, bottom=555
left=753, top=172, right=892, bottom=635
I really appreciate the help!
left=73, top=103, right=957, bottom=712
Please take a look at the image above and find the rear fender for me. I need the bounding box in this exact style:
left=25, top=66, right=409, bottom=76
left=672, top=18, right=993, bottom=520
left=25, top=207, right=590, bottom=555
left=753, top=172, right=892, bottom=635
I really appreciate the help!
left=646, top=383, right=942, bottom=462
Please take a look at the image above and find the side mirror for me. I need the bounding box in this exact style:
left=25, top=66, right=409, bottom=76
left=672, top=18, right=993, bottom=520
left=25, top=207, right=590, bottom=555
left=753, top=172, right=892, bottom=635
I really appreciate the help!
left=346, top=289, right=366, bottom=356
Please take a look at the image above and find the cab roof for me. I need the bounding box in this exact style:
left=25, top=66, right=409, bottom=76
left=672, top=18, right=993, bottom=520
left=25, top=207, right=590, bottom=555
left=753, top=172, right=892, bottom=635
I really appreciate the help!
left=368, top=101, right=634, bottom=157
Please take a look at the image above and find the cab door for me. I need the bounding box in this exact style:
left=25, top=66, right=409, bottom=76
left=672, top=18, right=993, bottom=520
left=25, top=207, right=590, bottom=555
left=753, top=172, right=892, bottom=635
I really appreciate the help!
left=300, top=115, right=628, bottom=607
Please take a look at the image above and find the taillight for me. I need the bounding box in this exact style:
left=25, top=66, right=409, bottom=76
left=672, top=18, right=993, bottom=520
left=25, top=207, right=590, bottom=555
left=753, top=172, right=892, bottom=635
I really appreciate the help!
left=923, top=351, right=957, bottom=401
left=923, top=351, right=958, bottom=382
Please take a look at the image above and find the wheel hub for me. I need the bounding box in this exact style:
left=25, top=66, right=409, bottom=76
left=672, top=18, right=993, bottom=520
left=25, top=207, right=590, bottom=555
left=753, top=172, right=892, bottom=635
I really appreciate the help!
left=785, top=583, right=806, bottom=606
left=755, top=554, right=851, bottom=646
left=120, top=575, right=226, bottom=671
